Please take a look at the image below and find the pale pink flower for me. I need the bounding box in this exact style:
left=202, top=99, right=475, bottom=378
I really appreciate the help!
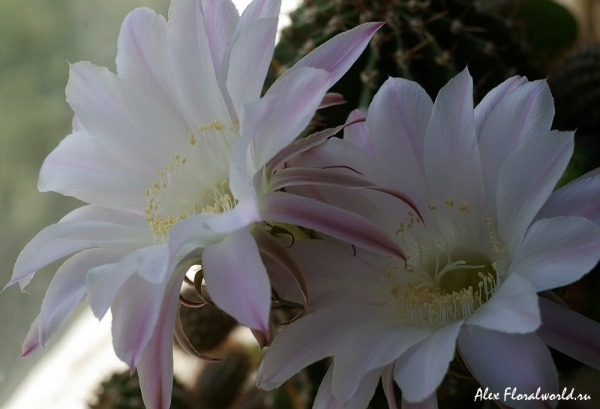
left=258, top=70, right=600, bottom=409
left=5, top=1, right=397, bottom=408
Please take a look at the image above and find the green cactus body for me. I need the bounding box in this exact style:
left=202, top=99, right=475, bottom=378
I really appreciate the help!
left=268, top=0, right=540, bottom=126
left=90, top=371, right=192, bottom=409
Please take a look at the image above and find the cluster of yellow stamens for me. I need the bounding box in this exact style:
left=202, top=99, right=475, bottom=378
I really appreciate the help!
left=201, top=180, right=236, bottom=214
left=385, top=199, right=506, bottom=326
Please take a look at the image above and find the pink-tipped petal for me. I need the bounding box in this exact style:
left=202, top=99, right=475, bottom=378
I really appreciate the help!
left=537, top=296, right=600, bottom=371
left=136, top=268, right=187, bottom=409
left=21, top=314, right=42, bottom=358
left=536, top=168, right=600, bottom=226
left=458, top=326, right=558, bottom=409
left=509, top=216, right=600, bottom=291
left=39, top=249, right=121, bottom=347
left=260, top=192, right=405, bottom=259
left=320, top=93, right=346, bottom=109
left=278, top=22, right=384, bottom=86
left=394, top=320, right=463, bottom=403
left=202, top=228, right=271, bottom=335
left=466, top=272, right=540, bottom=334
left=496, top=130, right=573, bottom=255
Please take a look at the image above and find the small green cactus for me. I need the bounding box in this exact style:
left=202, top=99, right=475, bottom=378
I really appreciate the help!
left=177, top=289, right=238, bottom=353
left=89, top=370, right=192, bottom=409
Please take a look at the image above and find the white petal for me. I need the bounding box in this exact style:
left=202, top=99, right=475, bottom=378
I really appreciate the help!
left=9, top=214, right=151, bottom=290
left=344, top=110, right=376, bottom=161
left=287, top=240, right=388, bottom=309
left=201, top=0, right=239, bottom=78
left=466, top=273, right=540, bottom=334
left=423, top=69, right=484, bottom=214
left=332, top=320, right=434, bottom=402
left=39, top=249, right=121, bottom=347
left=314, top=363, right=381, bottom=409
left=21, top=314, right=42, bottom=357
left=258, top=304, right=386, bottom=390
left=536, top=167, right=600, bottom=226
left=479, top=80, right=554, bottom=215
left=137, top=269, right=187, bottom=409
left=394, top=320, right=463, bottom=402
left=39, top=131, right=150, bottom=211
left=367, top=77, right=432, bottom=207
left=496, top=130, right=573, bottom=255
left=67, top=62, right=187, bottom=170
left=474, top=75, right=527, bottom=138
left=226, top=18, right=277, bottom=115
left=458, top=327, right=558, bottom=409
left=167, top=0, right=230, bottom=126
left=510, top=216, right=600, bottom=291
left=202, top=228, right=271, bottom=335
left=537, top=296, right=600, bottom=371
left=111, top=271, right=172, bottom=369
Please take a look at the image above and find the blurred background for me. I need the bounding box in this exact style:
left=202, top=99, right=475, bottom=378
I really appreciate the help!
left=0, top=0, right=599, bottom=408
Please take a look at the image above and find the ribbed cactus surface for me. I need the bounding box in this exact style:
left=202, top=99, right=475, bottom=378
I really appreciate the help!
left=268, top=0, right=540, bottom=126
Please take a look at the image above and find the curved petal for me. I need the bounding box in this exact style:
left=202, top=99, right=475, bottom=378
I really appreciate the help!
left=509, top=216, right=600, bottom=291
left=260, top=192, right=405, bottom=259
left=479, top=80, right=554, bottom=215
left=167, top=0, right=229, bottom=127
left=111, top=268, right=174, bottom=370
left=137, top=267, right=187, bottom=409
left=226, top=18, right=277, bottom=115
left=423, top=69, right=484, bottom=214
left=257, top=304, right=386, bottom=390
left=167, top=213, right=224, bottom=258
left=537, top=297, right=600, bottom=371
left=202, top=196, right=262, bottom=233
left=21, top=314, right=42, bottom=357
left=536, top=168, right=600, bottom=226
left=394, top=320, right=463, bottom=403
left=367, top=77, right=432, bottom=206
left=458, top=326, right=558, bottom=409
left=9, top=216, right=151, bottom=290
left=474, top=75, right=527, bottom=138
left=202, top=228, right=271, bottom=335
left=275, top=22, right=384, bottom=87
left=39, top=131, right=151, bottom=211
left=466, top=272, right=540, bottom=334
left=86, top=245, right=166, bottom=319
left=496, top=130, right=573, bottom=255
left=314, top=363, right=381, bottom=409
left=248, top=67, right=332, bottom=168
left=39, top=249, right=122, bottom=347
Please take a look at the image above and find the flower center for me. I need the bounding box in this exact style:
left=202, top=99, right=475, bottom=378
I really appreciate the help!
left=385, top=200, right=507, bottom=326
left=144, top=119, right=240, bottom=243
